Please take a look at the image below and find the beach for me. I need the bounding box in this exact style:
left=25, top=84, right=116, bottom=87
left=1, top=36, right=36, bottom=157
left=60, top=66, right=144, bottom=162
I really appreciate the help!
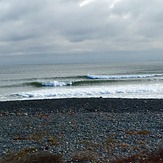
left=0, top=98, right=162, bottom=162
left=1, top=0, right=163, bottom=161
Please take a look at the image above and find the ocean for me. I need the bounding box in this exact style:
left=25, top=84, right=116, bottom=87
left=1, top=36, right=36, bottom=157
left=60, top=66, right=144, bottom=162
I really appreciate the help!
left=0, top=61, right=163, bottom=101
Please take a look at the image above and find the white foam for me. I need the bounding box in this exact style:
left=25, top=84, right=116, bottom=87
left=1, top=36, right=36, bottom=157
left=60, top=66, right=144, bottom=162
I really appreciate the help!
left=87, top=74, right=162, bottom=79
left=14, top=83, right=163, bottom=99
left=41, top=81, right=72, bottom=87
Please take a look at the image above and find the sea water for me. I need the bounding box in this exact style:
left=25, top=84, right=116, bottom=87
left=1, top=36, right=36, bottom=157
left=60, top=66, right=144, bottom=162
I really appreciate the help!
left=0, top=61, right=163, bottom=101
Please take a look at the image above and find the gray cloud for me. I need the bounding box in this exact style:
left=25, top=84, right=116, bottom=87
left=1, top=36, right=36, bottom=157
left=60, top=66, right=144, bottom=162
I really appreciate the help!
left=0, top=0, right=163, bottom=64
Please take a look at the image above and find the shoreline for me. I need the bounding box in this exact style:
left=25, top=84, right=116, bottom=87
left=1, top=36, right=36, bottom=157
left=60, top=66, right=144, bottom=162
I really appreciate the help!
left=0, top=97, right=163, bottom=113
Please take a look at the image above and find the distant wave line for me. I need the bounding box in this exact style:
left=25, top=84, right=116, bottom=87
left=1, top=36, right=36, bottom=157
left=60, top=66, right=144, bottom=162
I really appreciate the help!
left=87, top=74, right=162, bottom=79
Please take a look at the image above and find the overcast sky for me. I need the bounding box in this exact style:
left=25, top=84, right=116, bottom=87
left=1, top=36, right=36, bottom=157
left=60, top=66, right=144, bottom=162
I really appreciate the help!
left=0, top=0, right=163, bottom=65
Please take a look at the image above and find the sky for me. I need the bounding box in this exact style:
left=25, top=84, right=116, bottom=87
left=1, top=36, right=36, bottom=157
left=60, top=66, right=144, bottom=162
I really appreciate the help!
left=0, top=0, right=163, bottom=65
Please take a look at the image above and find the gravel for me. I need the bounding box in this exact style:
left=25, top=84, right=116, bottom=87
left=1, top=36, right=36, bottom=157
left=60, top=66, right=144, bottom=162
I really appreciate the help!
left=0, top=98, right=163, bottom=162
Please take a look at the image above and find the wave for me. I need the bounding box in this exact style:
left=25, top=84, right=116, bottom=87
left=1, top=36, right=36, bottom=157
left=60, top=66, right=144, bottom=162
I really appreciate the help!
left=28, top=81, right=73, bottom=87
left=1, top=73, right=162, bottom=89
left=12, top=83, right=163, bottom=99
left=23, top=79, right=141, bottom=87
left=1, top=77, right=162, bottom=89
left=27, top=80, right=111, bottom=87
left=0, top=80, right=106, bottom=88
left=87, top=74, right=162, bottom=79
left=0, top=81, right=73, bottom=88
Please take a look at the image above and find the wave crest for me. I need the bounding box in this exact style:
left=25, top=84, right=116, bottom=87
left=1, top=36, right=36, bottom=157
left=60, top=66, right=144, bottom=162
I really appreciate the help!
left=87, top=74, right=162, bottom=79
left=29, top=81, right=72, bottom=87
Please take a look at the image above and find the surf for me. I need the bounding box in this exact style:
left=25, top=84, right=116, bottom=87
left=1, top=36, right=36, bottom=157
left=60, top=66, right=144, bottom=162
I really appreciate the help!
left=12, top=82, right=163, bottom=99
left=87, top=74, right=162, bottom=79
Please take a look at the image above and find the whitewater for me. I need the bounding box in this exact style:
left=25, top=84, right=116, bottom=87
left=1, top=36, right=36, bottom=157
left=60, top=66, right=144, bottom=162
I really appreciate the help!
left=0, top=61, right=163, bottom=101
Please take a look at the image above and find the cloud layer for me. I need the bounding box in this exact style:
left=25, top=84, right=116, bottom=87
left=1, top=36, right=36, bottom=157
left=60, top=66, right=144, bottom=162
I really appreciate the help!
left=0, top=0, right=163, bottom=64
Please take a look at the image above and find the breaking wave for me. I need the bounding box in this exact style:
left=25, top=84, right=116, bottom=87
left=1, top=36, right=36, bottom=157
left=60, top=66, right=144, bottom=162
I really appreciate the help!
left=28, top=81, right=73, bottom=87
left=87, top=74, right=162, bottom=79
left=1, top=73, right=162, bottom=89
left=27, top=80, right=120, bottom=87
left=12, top=83, right=163, bottom=99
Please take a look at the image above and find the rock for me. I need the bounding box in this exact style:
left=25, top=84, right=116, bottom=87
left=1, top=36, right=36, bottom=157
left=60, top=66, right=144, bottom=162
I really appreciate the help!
left=158, top=138, right=163, bottom=150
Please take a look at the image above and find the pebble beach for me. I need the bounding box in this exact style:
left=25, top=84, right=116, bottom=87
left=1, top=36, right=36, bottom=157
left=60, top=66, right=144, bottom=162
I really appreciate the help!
left=0, top=98, right=163, bottom=162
